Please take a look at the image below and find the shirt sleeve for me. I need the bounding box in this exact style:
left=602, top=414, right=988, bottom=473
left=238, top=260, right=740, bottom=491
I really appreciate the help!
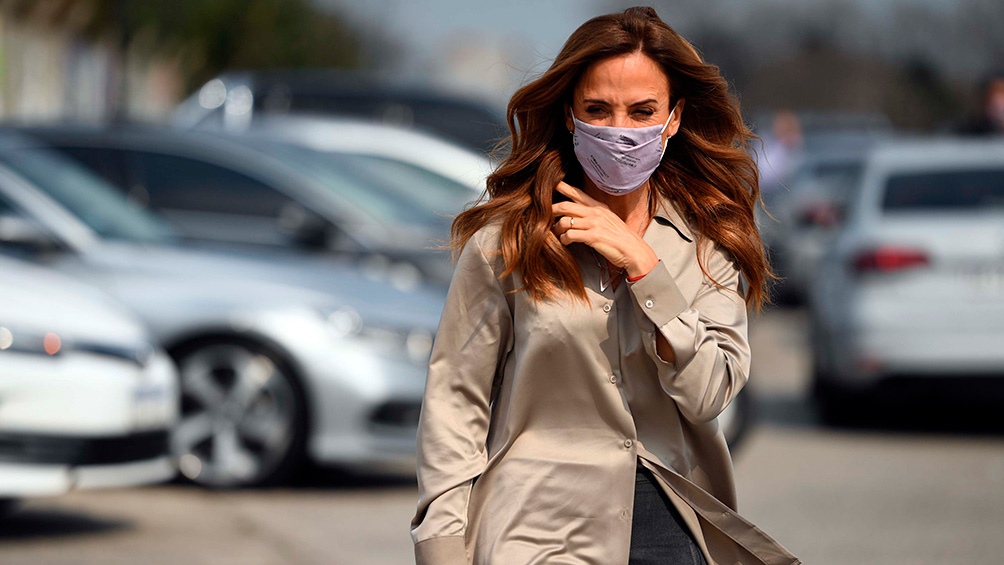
left=626, top=245, right=751, bottom=424
left=411, top=228, right=513, bottom=565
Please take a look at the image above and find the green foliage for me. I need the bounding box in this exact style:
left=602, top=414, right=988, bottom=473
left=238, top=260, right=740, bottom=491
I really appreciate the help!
left=94, top=0, right=367, bottom=91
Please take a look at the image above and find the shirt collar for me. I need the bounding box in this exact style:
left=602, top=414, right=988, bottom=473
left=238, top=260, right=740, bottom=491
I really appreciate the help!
left=651, top=191, right=695, bottom=243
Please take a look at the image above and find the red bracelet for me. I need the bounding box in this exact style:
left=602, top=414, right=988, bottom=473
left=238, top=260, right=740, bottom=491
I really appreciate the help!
left=626, top=271, right=648, bottom=283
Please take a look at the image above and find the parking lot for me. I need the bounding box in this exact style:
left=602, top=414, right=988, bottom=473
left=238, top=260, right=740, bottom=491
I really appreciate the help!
left=2, top=307, right=1003, bottom=565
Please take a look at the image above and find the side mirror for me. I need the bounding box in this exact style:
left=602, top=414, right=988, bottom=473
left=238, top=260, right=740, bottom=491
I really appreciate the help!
left=0, top=215, right=61, bottom=254
left=277, top=203, right=334, bottom=250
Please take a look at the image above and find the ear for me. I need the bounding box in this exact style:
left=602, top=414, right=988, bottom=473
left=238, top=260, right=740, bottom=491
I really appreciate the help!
left=564, top=104, right=575, bottom=134
left=664, top=98, right=685, bottom=141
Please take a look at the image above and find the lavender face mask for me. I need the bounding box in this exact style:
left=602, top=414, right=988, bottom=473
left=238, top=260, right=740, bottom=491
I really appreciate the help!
left=571, top=108, right=675, bottom=195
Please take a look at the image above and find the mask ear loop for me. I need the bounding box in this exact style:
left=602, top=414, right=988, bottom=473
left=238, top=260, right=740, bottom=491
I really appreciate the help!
left=659, top=104, right=678, bottom=160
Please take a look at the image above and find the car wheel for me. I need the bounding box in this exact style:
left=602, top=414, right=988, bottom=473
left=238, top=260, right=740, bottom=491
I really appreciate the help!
left=172, top=340, right=307, bottom=488
left=811, top=377, right=857, bottom=425
left=0, top=498, right=19, bottom=518
left=719, top=388, right=753, bottom=452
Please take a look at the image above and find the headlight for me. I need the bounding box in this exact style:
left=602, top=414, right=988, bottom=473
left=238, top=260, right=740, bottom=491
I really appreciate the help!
left=0, top=325, right=154, bottom=366
left=321, top=308, right=433, bottom=364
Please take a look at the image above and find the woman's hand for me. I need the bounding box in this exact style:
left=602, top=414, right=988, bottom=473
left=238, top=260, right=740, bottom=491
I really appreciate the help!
left=551, top=181, right=659, bottom=279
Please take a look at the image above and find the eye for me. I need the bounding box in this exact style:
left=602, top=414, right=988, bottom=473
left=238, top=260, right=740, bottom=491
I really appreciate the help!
left=585, top=105, right=606, bottom=115
left=633, top=107, right=655, bottom=117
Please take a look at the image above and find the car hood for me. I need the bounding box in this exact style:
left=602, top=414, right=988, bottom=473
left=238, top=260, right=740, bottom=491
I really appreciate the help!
left=0, top=256, right=148, bottom=347
left=48, top=242, right=447, bottom=336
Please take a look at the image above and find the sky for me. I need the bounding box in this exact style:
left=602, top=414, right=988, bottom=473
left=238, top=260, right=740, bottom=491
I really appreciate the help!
left=314, top=0, right=610, bottom=104
left=315, top=0, right=967, bottom=105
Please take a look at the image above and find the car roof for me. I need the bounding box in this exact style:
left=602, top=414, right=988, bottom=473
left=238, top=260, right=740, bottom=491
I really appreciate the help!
left=868, top=137, right=1004, bottom=173
left=1, top=122, right=320, bottom=180
left=210, top=69, right=500, bottom=108
left=243, top=115, right=494, bottom=187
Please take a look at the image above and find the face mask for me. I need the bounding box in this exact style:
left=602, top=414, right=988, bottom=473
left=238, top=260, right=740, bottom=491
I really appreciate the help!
left=571, top=107, right=675, bottom=195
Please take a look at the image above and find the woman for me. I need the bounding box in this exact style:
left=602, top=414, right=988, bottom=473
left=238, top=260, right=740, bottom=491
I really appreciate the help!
left=411, top=6, right=799, bottom=565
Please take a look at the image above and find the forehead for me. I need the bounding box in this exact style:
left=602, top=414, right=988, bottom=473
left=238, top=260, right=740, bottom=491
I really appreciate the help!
left=574, top=51, right=670, bottom=101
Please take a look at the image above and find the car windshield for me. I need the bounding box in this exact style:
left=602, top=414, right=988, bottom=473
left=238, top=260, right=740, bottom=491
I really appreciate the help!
left=0, top=147, right=175, bottom=243
left=261, top=142, right=474, bottom=228
left=883, top=169, right=1004, bottom=213
left=792, top=161, right=864, bottom=199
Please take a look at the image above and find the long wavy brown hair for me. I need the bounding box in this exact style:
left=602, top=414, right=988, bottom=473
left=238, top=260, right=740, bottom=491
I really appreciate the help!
left=452, top=6, right=774, bottom=312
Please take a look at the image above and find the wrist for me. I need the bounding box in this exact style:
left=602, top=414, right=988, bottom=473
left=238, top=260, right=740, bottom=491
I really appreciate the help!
left=626, top=271, right=648, bottom=283
left=625, top=251, right=659, bottom=279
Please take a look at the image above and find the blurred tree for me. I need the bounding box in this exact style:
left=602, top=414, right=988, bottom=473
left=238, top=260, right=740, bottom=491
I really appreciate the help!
left=86, top=0, right=379, bottom=93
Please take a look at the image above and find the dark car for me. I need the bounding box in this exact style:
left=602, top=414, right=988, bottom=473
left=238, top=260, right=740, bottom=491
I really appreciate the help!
left=172, top=70, right=508, bottom=155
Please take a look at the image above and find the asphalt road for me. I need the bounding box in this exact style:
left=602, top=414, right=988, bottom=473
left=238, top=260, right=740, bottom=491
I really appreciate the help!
left=2, top=307, right=1003, bottom=564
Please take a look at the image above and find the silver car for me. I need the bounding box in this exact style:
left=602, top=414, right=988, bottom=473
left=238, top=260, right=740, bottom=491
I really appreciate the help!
left=809, top=138, right=1004, bottom=420
left=0, top=134, right=444, bottom=488
left=19, top=123, right=481, bottom=286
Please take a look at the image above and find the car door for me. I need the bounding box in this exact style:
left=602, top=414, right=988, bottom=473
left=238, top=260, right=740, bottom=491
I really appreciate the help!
left=60, top=146, right=309, bottom=248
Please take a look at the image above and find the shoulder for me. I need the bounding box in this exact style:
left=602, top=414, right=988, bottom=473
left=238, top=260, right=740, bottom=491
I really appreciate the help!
left=456, top=219, right=507, bottom=281
left=469, top=220, right=503, bottom=254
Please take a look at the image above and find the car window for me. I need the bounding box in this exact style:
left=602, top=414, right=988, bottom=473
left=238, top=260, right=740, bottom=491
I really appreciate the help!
left=328, top=154, right=475, bottom=218
left=0, top=190, right=52, bottom=259
left=792, top=160, right=863, bottom=192
left=0, top=148, right=173, bottom=243
left=258, top=142, right=455, bottom=228
left=130, top=151, right=294, bottom=217
left=883, top=169, right=1004, bottom=212
left=53, top=145, right=130, bottom=190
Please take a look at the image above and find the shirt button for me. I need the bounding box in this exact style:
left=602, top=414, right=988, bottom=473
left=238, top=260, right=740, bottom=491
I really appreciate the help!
left=602, top=303, right=612, bottom=313
left=645, top=299, right=654, bottom=308
left=624, top=439, right=634, bottom=448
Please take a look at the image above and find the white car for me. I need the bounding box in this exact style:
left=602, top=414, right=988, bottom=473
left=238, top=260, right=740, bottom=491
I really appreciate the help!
left=0, top=256, right=178, bottom=511
left=232, top=115, right=495, bottom=194
left=809, top=138, right=1004, bottom=420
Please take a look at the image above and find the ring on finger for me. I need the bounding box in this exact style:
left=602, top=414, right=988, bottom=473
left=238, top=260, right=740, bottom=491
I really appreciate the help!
left=569, top=217, right=575, bottom=228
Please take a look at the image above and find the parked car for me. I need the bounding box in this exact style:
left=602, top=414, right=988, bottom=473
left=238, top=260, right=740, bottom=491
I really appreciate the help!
left=0, top=255, right=177, bottom=513
left=809, top=138, right=1004, bottom=421
left=171, top=70, right=507, bottom=155
left=767, top=147, right=870, bottom=303
left=221, top=115, right=493, bottom=195
left=0, top=133, right=444, bottom=488
left=16, top=123, right=483, bottom=286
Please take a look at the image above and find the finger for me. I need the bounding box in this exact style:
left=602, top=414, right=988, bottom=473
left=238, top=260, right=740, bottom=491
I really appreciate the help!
left=551, top=215, right=570, bottom=236
left=558, top=227, right=590, bottom=246
left=556, top=181, right=605, bottom=208
left=552, top=201, right=593, bottom=218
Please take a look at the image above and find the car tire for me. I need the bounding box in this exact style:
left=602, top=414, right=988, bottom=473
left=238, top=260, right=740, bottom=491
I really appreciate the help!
left=811, top=374, right=868, bottom=426
left=0, top=498, right=19, bottom=518
left=171, top=339, right=308, bottom=489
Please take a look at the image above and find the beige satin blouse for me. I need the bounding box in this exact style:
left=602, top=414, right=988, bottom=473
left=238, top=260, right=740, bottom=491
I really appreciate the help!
left=411, top=192, right=800, bottom=565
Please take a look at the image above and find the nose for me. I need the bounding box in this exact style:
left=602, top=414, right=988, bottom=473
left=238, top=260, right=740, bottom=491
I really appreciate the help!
left=610, top=112, right=632, bottom=128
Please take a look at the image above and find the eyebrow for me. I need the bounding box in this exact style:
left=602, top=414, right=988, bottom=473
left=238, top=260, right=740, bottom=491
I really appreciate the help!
left=582, top=98, right=660, bottom=107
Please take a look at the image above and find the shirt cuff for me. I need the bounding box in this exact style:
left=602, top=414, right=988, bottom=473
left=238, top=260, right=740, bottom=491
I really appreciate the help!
left=415, top=535, right=468, bottom=565
left=626, top=259, right=690, bottom=331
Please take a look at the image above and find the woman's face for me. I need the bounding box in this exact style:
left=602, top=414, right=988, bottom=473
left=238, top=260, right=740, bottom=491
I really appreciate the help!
left=566, top=51, right=684, bottom=143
